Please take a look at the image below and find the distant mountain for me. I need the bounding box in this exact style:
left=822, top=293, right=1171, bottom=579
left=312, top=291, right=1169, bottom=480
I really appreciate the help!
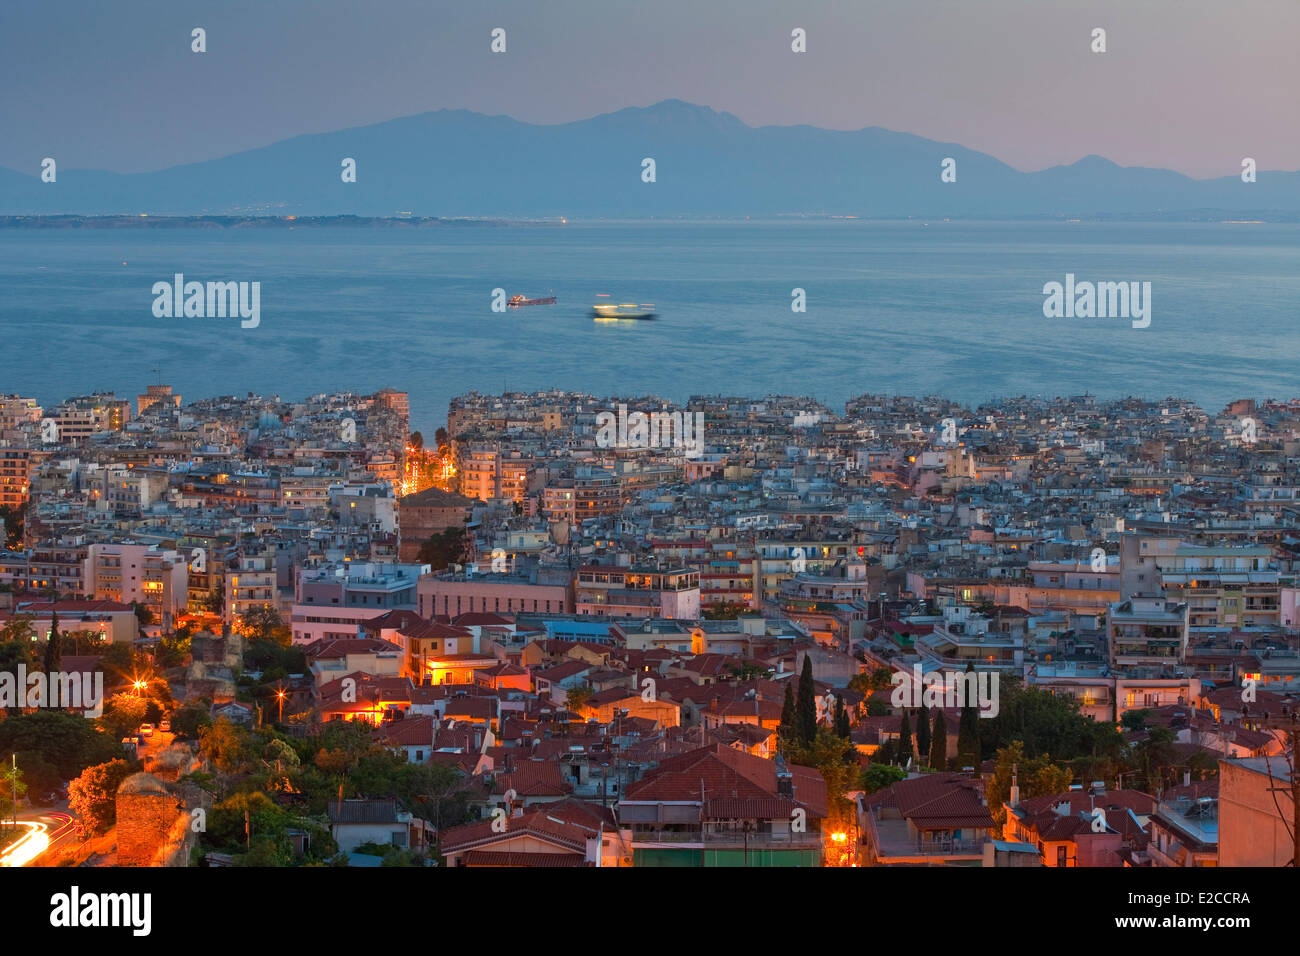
left=3, top=100, right=1297, bottom=218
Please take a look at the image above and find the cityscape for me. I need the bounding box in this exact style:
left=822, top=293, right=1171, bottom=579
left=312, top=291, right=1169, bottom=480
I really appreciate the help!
left=1, top=383, right=1297, bottom=876
left=3, top=0, right=1297, bottom=936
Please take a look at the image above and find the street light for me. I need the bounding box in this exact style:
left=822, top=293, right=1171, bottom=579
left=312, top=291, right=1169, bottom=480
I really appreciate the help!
left=276, top=688, right=286, bottom=723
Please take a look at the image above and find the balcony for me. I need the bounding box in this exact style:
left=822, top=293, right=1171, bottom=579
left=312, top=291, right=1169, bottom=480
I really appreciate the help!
left=865, top=810, right=992, bottom=860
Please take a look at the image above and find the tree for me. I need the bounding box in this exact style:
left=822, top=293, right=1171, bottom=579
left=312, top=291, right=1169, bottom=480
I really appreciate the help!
left=0, top=504, right=24, bottom=548
left=0, top=710, right=121, bottom=781
left=564, top=685, right=594, bottom=711
left=860, top=763, right=907, bottom=795
left=986, top=741, right=1073, bottom=826
left=170, top=701, right=212, bottom=739
left=410, top=431, right=424, bottom=451
left=1121, top=709, right=1151, bottom=732
left=68, top=759, right=134, bottom=835
left=0, top=761, right=25, bottom=829
left=415, top=527, right=469, bottom=571
left=778, top=683, right=796, bottom=742
left=42, top=609, right=61, bottom=674
left=956, top=663, right=981, bottom=768
left=0, top=613, right=35, bottom=646
left=101, top=693, right=149, bottom=740
left=833, top=696, right=850, bottom=738
left=701, top=601, right=749, bottom=620
left=434, top=427, right=449, bottom=449
left=241, top=605, right=290, bottom=646
left=782, top=726, right=858, bottom=833
left=133, top=603, right=155, bottom=628
left=929, top=710, right=948, bottom=769
left=796, top=655, right=817, bottom=746
left=199, top=718, right=250, bottom=774
left=897, top=710, right=912, bottom=764
left=916, top=702, right=931, bottom=761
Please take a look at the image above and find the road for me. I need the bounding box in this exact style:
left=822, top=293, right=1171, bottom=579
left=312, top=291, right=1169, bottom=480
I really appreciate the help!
left=0, top=809, right=74, bottom=867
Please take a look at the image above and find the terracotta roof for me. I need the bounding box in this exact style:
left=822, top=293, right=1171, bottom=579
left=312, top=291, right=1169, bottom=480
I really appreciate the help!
left=462, top=850, right=588, bottom=867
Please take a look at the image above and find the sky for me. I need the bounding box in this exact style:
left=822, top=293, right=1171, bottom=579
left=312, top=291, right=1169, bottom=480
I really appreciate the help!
left=2, top=0, right=1297, bottom=179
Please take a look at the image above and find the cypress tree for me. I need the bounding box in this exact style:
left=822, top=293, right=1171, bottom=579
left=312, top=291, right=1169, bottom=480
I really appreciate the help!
left=796, top=655, right=817, bottom=745
left=916, top=702, right=931, bottom=762
left=897, top=710, right=912, bottom=764
left=779, top=682, right=796, bottom=742
left=833, top=696, right=850, bottom=738
left=43, top=609, right=61, bottom=674
left=929, top=709, right=948, bottom=769
left=957, top=662, right=981, bottom=767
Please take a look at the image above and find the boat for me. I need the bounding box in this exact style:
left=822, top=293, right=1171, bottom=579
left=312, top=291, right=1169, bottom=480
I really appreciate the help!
left=591, top=302, right=657, bottom=321
left=507, top=293, right=557, bottom=307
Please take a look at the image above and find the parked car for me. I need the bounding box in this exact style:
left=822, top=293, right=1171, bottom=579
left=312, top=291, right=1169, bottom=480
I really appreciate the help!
left=158, top=720, right=171, bottom=733
left=139, top=723, right=155, bottom=737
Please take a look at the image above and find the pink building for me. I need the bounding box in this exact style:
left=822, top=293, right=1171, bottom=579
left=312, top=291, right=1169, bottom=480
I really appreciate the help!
left=418, top=571, right=572, bottom=619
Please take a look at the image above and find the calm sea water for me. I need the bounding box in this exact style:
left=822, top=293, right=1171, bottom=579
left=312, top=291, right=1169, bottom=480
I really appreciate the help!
left=1, top=220, right=1297, bottom=434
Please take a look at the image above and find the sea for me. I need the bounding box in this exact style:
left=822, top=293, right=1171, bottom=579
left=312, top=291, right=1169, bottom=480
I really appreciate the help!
left=1, top=219, right=1297, bottom=435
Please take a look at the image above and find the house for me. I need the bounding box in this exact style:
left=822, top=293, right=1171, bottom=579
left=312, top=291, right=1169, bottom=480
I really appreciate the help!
left=861, top=772, right=997, bottom=866
left=327, top=798, right=426, bottom=854
left=619, top=744, right=827, bottom=866
left=1003, top=784, right=1154, bottom=867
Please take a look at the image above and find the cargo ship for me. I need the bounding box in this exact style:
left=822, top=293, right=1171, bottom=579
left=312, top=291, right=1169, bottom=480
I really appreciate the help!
left=591, top=299, right=657, bottom=321
left=507, top=293, right=557, bottom=307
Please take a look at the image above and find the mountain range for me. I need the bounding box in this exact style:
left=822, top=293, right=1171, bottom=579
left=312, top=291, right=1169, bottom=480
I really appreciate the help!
left=3, top=100, right=1298, bottom=219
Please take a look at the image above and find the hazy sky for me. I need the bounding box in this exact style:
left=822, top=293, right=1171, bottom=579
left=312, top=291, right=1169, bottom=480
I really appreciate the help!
left=2, top=0, right=1296, bottom=178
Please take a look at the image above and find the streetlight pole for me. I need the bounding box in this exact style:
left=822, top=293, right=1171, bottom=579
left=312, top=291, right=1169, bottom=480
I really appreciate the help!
left=9, top=754, right=16, bottom=833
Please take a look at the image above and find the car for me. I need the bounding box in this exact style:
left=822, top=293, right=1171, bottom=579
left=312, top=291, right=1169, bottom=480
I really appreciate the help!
left=158, top=720, right=171, bottom=733
left=139, top=723, right=155, bottom=737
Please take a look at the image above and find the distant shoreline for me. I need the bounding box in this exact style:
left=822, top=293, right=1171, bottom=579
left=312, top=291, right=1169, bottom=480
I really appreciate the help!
left=1, top=212, right=1298, bottom=229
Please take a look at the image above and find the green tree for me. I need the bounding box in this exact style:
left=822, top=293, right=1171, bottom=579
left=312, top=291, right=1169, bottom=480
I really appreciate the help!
left=68, top=759, right=134, bottom=835
left=0, top=613, right=35, bottom=645
left=860, top=763, right=907, bottom=795
left=796, top=655, right=817, bottom=746
left=241, top=605, right=290, bottom=646
left=199, top=718, right=250, bottom=774
left=101, top=693, right=149, bottom=740
left=782, top=726, right=858, bottom=833
left=1121, top=709, right=1151, bottom=732
left=977, top=678, right=1124, bottom=764
left=916, top=702, right=931, bottom=761
left=778, top=683, right=796, bottom=742
left=985, top=741, right=1074, bottom=826
left=956, top=663, right=981, bottom=768
left=929, top=710, right=948, bottom=769
left=897, top=710, right=912, bottom=763
left=701, top=601, right=749, bottom=620
left=0, top=761, right=25, bottom=828
left=415, top=526, right=469, bottom=571
left=171, top=701, right=212, bottom=739
left=0, top=710, right=121, bottom=780
left=564, top=684, right=594, bottom=711
left=833, top=696, right=850, bottom=738
left=42, top=609, right=61, bottom=674
left=0, top=504, right=24, bottom=548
